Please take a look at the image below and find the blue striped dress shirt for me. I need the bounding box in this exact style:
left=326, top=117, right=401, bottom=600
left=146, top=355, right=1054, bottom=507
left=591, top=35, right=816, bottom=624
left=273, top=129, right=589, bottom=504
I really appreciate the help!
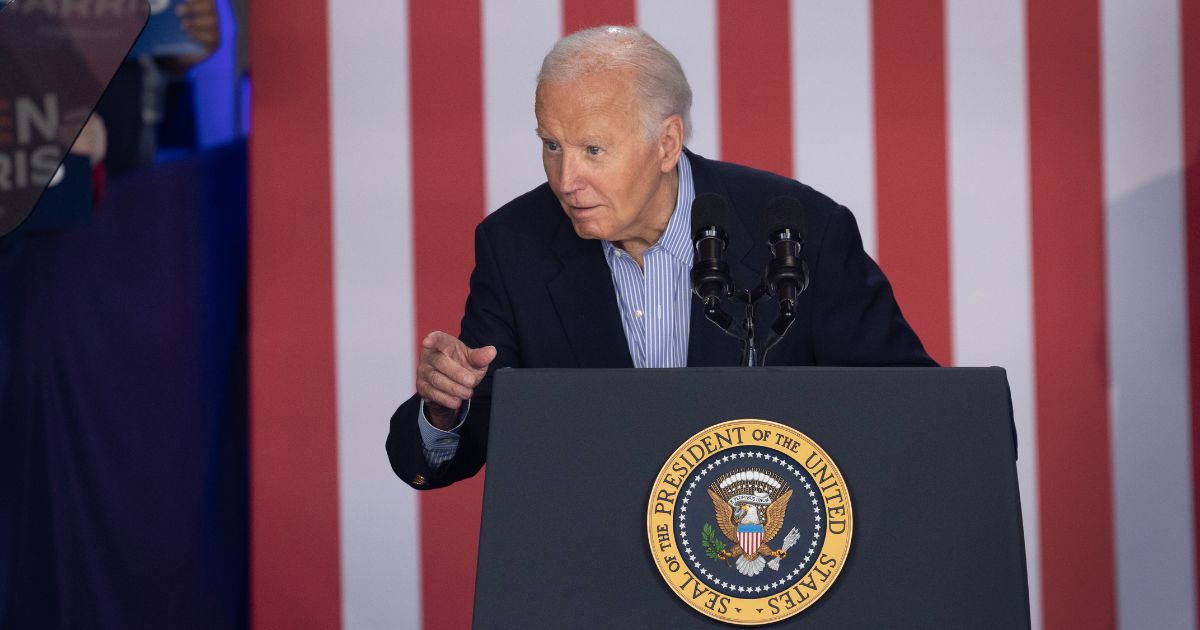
left=419, top=153, right=696, bottom=465
left=601, top=152, right=695, bottom=369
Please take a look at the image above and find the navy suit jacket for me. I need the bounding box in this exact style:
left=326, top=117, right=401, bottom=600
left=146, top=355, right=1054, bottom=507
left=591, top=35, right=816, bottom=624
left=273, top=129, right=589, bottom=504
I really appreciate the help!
left=387, top=150, right=934, bottom=490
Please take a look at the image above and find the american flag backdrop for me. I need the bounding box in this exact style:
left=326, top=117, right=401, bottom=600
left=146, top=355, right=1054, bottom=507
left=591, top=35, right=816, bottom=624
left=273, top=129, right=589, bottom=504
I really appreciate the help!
left=247, top=1, right=1200, bottom=628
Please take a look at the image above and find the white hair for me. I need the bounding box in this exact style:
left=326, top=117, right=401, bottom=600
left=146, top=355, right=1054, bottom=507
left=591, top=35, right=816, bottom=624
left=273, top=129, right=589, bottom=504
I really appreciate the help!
left=537, top=25, right=693, bottom=142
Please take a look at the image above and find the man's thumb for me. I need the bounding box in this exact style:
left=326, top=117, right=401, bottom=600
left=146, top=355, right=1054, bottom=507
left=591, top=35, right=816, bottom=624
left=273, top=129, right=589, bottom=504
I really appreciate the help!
left=467, top=345, right=497, bottom=369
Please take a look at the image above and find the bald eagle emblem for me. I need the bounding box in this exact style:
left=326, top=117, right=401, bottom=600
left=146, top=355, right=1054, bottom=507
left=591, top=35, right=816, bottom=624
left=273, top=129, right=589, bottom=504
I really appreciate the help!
left=705, top=468, right=802, bottom=577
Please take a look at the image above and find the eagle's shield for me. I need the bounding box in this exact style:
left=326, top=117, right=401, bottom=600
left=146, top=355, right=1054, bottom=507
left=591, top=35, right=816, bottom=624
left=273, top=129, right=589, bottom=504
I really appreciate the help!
left=737, top=523, right=764, bottom=556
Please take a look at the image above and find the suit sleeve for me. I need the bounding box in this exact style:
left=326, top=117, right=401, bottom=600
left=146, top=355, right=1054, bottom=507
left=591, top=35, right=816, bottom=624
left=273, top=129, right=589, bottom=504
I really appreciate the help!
left=386, top=221, right=520, bottom=490
left=807, top=205, right=937, bottom=367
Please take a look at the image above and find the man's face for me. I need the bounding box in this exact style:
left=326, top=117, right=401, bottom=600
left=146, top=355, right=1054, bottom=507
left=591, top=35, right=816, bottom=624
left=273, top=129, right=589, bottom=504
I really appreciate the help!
left=535, top=69, right=676, bottom=245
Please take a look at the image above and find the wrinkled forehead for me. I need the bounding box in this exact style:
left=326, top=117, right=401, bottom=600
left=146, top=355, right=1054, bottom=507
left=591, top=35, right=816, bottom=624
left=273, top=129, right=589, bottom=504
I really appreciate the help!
left=535, top=68, right=641, bottom=119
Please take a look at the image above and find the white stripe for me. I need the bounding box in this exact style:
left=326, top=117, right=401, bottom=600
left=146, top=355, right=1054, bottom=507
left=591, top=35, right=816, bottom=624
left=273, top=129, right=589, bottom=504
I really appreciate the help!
left=1101, top=1, right=1196, bottom=628
left=637, top=0, right=720, bottom=159
left=944, top=3, right=1041, bottom=628
left=484, top=0, right=561, bottom=214
left=329, top=0, right=421, bottom=627
left=789, top=0, right=877, bottom=256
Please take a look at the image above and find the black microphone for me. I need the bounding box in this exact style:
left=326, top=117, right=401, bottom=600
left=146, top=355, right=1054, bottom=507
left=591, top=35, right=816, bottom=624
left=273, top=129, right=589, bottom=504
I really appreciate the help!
left=690, top=193, right=733, bottom=305
left=764, top=196, right=809, bottom=316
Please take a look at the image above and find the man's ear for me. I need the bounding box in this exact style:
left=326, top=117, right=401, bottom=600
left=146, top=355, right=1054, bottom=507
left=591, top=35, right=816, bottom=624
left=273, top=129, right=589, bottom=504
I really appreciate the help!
left=657, top=114, right=684, bottom=173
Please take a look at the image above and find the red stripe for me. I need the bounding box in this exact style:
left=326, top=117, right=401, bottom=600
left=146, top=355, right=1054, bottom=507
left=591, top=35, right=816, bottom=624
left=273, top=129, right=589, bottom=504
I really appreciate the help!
left=870, top=0, right=952, bottom=366
left=1027, top=1, right=1115, bottom=628
left=716, top=0, right=793, bottom=177
left=247, top=0, right=342, bottom=628
left=410, top=2, right=487, bottom=628
left=1183, top=0, right=1200, bottom=622
left=562, top=0, right=635, bottom=35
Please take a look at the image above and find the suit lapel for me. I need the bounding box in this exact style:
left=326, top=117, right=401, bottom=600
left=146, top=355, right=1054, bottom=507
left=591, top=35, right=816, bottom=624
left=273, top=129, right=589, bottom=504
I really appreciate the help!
left=686, top=150, right=760, bottom=366
left=547, top=217, right=635, bottom=368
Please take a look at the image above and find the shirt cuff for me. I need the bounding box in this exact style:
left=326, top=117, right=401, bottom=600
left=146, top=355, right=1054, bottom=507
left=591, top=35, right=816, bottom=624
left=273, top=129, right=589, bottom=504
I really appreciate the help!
left=417, top=400, right=469, bottom=467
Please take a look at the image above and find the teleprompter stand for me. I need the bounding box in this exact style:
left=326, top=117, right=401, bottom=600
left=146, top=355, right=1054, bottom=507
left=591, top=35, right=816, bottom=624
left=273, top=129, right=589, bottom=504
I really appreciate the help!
left=472, top=367, right=1030, bottom=629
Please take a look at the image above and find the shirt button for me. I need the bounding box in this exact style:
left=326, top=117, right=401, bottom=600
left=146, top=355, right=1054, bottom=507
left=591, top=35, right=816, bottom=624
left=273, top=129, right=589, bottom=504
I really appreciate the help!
left=634, top=309, right=644, bottom=318
left=413, top=474, right=427, bottom=486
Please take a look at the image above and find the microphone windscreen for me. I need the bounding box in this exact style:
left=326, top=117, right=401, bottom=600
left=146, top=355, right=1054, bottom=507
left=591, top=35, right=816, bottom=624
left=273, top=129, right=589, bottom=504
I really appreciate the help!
left=766, top=196, right=805, bottom=238
left=691, top=193, right=732, bottom=231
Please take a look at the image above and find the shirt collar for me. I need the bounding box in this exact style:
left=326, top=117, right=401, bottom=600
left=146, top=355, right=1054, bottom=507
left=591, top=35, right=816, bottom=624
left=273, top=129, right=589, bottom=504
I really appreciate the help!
left=601, top=152, right=696, bottom=265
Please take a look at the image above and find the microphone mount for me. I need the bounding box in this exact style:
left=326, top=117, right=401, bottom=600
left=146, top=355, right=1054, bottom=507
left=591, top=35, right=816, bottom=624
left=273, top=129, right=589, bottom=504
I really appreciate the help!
left=692, top=197, right=810, bottom=366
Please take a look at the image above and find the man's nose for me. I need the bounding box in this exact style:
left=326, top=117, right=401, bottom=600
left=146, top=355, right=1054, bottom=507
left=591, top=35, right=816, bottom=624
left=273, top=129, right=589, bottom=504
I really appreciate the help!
left=558, top=151, right=585, bottom=195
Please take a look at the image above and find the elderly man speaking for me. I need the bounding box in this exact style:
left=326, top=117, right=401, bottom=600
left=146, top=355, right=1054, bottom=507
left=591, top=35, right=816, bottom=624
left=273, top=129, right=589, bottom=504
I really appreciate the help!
left=387, top=26, right=933, bottom=490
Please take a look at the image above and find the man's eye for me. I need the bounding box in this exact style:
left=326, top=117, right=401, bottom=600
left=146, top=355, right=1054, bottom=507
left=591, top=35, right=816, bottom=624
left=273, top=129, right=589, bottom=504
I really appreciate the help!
left=587, top=146, right=602, bottom=156
left=544, top=141, right=560, bottom=151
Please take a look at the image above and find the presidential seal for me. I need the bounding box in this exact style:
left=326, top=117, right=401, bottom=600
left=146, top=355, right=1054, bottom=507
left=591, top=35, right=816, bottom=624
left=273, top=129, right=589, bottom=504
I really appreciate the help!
left=647, top=419, right=852, bottom=625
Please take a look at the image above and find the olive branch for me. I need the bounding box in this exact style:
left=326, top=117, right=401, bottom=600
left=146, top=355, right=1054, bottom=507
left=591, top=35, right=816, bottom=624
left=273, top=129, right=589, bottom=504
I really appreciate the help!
left=701, top=523, right=727, bottom=560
